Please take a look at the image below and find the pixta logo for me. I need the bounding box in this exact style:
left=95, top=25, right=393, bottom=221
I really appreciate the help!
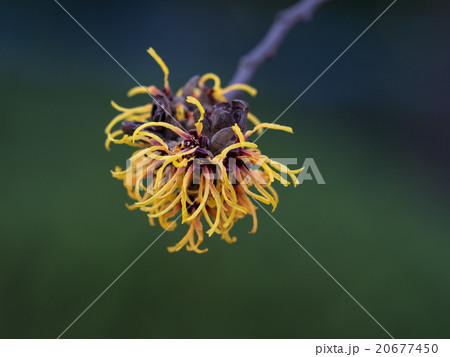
left=124, top=157, right=325, bottom=193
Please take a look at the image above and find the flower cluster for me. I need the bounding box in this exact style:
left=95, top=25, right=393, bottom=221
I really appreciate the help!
left=105, top=48, right=302, bottom=253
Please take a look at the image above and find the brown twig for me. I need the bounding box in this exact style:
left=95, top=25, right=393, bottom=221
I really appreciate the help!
left=225, top=0, right=332, bottom=99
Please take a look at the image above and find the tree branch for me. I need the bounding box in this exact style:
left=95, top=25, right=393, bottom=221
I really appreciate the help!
left=225, top=0, right=332, bottom=99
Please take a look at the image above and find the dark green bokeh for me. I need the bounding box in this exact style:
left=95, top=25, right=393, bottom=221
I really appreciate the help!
left=1, top=0, right=449, bottom=338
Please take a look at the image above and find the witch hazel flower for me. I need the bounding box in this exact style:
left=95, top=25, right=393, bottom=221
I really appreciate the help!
left=105, top=48, right=302, bottom=253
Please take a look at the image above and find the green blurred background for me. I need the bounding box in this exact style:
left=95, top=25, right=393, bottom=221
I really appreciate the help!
left=1, top=0, right=449, bottom=338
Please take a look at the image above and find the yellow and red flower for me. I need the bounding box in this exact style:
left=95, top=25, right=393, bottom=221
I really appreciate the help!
left=105, top=48, right=302, bottom=253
